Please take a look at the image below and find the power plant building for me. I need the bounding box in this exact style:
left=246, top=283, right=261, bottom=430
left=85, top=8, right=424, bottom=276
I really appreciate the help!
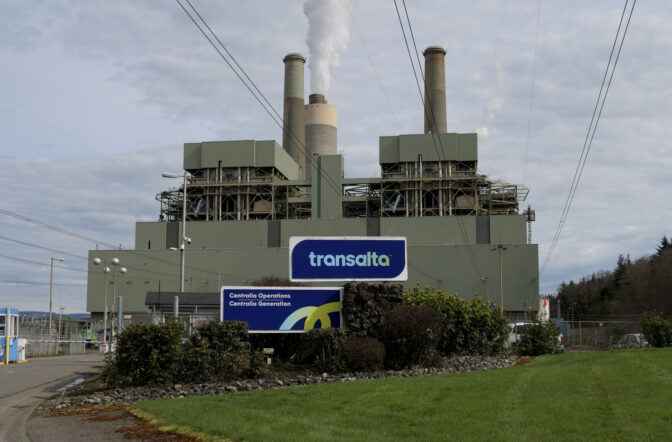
left=87, top=46, right=538, bottom=320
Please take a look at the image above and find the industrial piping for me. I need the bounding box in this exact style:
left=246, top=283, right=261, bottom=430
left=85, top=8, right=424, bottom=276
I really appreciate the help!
left=423, top=45, right=447, bottom=134
left=282, top=53, right=307, bottom=178
left=304, top=93, right=337, bottom=179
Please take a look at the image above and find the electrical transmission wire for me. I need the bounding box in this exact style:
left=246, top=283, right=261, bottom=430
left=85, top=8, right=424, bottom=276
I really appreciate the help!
left=0, top=208, right=119, bottom=249
left=393, top=0, right=483, bottom=279
left=175, top=0, right=343, bottom=198
left=522, top=0, right=542, bottom=186
left=541, top=0, right=636, bottom=276
left=0, top=235, right=88, bottom=261
left=0, top=92, right=104, bottom=157
left=347, top=2, right=402, bottom=132
left=177, top=1, right=457, bottom=287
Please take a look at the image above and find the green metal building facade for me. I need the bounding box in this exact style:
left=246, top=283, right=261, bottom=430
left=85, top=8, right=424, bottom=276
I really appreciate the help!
left=87, top=134, right=538, bottom=316
left=86, top=45, right=539, bottom=319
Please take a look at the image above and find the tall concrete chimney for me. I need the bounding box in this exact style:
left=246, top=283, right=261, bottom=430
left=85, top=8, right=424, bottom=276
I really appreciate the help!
left=305, top=93, right=337, bottom=179
left=423, top=45, right=447, bottom=134
left=282, top=53, right=306, bottom=177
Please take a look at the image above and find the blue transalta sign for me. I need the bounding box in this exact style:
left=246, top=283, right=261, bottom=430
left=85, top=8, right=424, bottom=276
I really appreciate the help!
left=220, top=286, right=342, bottom=333
left=289, top=236, right=408, bottom=281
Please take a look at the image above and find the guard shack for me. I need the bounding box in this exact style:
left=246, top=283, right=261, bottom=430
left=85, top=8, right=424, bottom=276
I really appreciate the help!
left=1, top=308, right=27, bottom=364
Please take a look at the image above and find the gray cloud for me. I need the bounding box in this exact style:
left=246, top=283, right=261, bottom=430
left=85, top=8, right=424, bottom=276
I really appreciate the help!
left=1, top=1, right=671, bottom=310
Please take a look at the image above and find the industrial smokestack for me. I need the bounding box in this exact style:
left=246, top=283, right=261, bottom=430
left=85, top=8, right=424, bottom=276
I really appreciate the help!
left=305, top=93, right=337, bottom=179
left=423, top=45, right=447, bottom=134
left=283, top=53, right=307, bottom=177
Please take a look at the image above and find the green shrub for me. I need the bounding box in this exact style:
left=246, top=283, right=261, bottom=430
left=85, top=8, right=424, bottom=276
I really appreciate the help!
left=180, top=321, right=257, bottom=382
left=640, top=311, right=672, bottom=347
left=404, top=285, right=508, bottom=355
left=380, top=304, right=443, bottom=369
left=103, top=320, right=264, bottom=386
left=518, top=320, right=561, bottom=356
left=248, top=351, right=267, bottom=379
left=101, top=318, right=183, bottom=386
left=193, top=320, right=250, bottom=353
left=297, top=328, right=347, bottom=373
left=342, top=337, right=385, bottom=372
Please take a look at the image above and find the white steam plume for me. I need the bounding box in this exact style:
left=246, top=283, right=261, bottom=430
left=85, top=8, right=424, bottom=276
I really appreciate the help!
left=475, top=60, right=507, bottom=141
left=303, top=0, right=355, bottom=95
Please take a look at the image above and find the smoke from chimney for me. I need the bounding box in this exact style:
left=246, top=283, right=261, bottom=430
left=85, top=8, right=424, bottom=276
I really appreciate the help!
left=303, top=0, right=354, bottom=95
left=474, top=60, right=507, bottom=141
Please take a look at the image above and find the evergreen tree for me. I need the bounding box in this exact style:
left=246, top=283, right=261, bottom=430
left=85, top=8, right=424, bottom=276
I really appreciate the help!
left=614, top=254, right=627, bottom=288
left=656, top=235, right=670, bottom=255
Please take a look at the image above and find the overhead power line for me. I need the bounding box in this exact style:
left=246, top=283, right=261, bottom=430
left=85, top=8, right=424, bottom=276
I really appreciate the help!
left=347, top=2, right=402, bottom=132
left=0, top=208, right=119, bottom=249
left=0, top=235, right=88, bottom=261
left=393, top=0, right=483, bottom=279
left=175, top=0, right=344, bottom=201
left=522, top=0, right=542, bottom=185
left=541, top=0, right=636, bottom=275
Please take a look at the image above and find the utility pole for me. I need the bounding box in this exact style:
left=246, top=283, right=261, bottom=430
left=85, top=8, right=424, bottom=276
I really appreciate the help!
left=162, top=172, right=190, bottom=293
left=180, top=172, right=187, bottom=292
left=58, top=290, right=64, bottom=339
left=49, top=257, right=64, bottom=336
left=492, top=244, right=508, bottom=309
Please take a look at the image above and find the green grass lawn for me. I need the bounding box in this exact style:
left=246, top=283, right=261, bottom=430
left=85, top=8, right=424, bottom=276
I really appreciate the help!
left=133, top=348, right=672, bottom=441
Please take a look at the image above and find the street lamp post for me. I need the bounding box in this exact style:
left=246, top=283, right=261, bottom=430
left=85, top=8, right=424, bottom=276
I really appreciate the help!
left=49, top=257, right=64, bottom=336
left=491, top=244, right=508, bottom=309
left=93, top=257, right=123, bottom=351
left=162, top=172, right=190, bottom=292
left=111, top=262, right=127, bottom=337
left=480, top=276, right=489, bottom=303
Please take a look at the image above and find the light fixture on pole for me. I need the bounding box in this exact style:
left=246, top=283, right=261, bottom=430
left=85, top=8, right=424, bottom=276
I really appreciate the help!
left=480, top=276, right=489, bottom=303
left=49, top=257, right=64, bottom=336
left=491, top=244, right=508, bottom=309
left=93, top=257, right=120, bottom=352
left=111, top=263, right=127, bottom=337
left=162, top=172, right=190, bottom=292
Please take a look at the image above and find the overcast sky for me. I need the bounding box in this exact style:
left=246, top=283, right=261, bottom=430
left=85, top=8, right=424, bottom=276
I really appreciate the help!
left=1, top=0, right=670, bottom=313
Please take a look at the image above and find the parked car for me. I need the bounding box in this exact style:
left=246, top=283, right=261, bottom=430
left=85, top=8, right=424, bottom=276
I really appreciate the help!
left=505, top=321, right=564, bottom=350
left=505, top=322, right=532, bottom=348
left=616, top=333, right=649, bottom=349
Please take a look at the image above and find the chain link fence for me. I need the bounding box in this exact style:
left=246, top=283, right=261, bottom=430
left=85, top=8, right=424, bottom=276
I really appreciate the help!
left=554, top=318, right=647, bottom=351
left=19, top=315, right=87, bottom=357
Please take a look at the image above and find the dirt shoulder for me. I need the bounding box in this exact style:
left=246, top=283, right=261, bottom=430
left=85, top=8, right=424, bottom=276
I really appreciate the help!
left=28, top=404, right=197, bottom=441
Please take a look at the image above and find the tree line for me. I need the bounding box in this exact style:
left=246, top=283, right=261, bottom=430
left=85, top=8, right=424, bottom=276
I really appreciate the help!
left=552, top=236, right=672, bottom=319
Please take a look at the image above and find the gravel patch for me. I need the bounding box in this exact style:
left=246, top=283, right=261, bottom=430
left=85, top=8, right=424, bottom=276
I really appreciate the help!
left=38, top=354, right=520, bottom=413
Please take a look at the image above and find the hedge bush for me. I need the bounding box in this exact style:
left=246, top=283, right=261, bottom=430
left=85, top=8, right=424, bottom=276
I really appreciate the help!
left=101, top=319, right=183, bottom=386
left=380, top=304, right=443, bottom=369
left=342, top=337, right=385, bottom=372
left=517, top=320, right=561, bottom=356
left=102, top=320, right=264, bottom=386
left=297, top=328, right=347, bottom=372
left=180, top=321, right=264, bottom=382
left=640, top=311, right=672, bottom=347
left=404, top=285, right=508, bottom=355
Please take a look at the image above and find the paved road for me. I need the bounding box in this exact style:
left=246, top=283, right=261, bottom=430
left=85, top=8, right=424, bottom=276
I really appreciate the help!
left=0, top=353, right=103, bottom=442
